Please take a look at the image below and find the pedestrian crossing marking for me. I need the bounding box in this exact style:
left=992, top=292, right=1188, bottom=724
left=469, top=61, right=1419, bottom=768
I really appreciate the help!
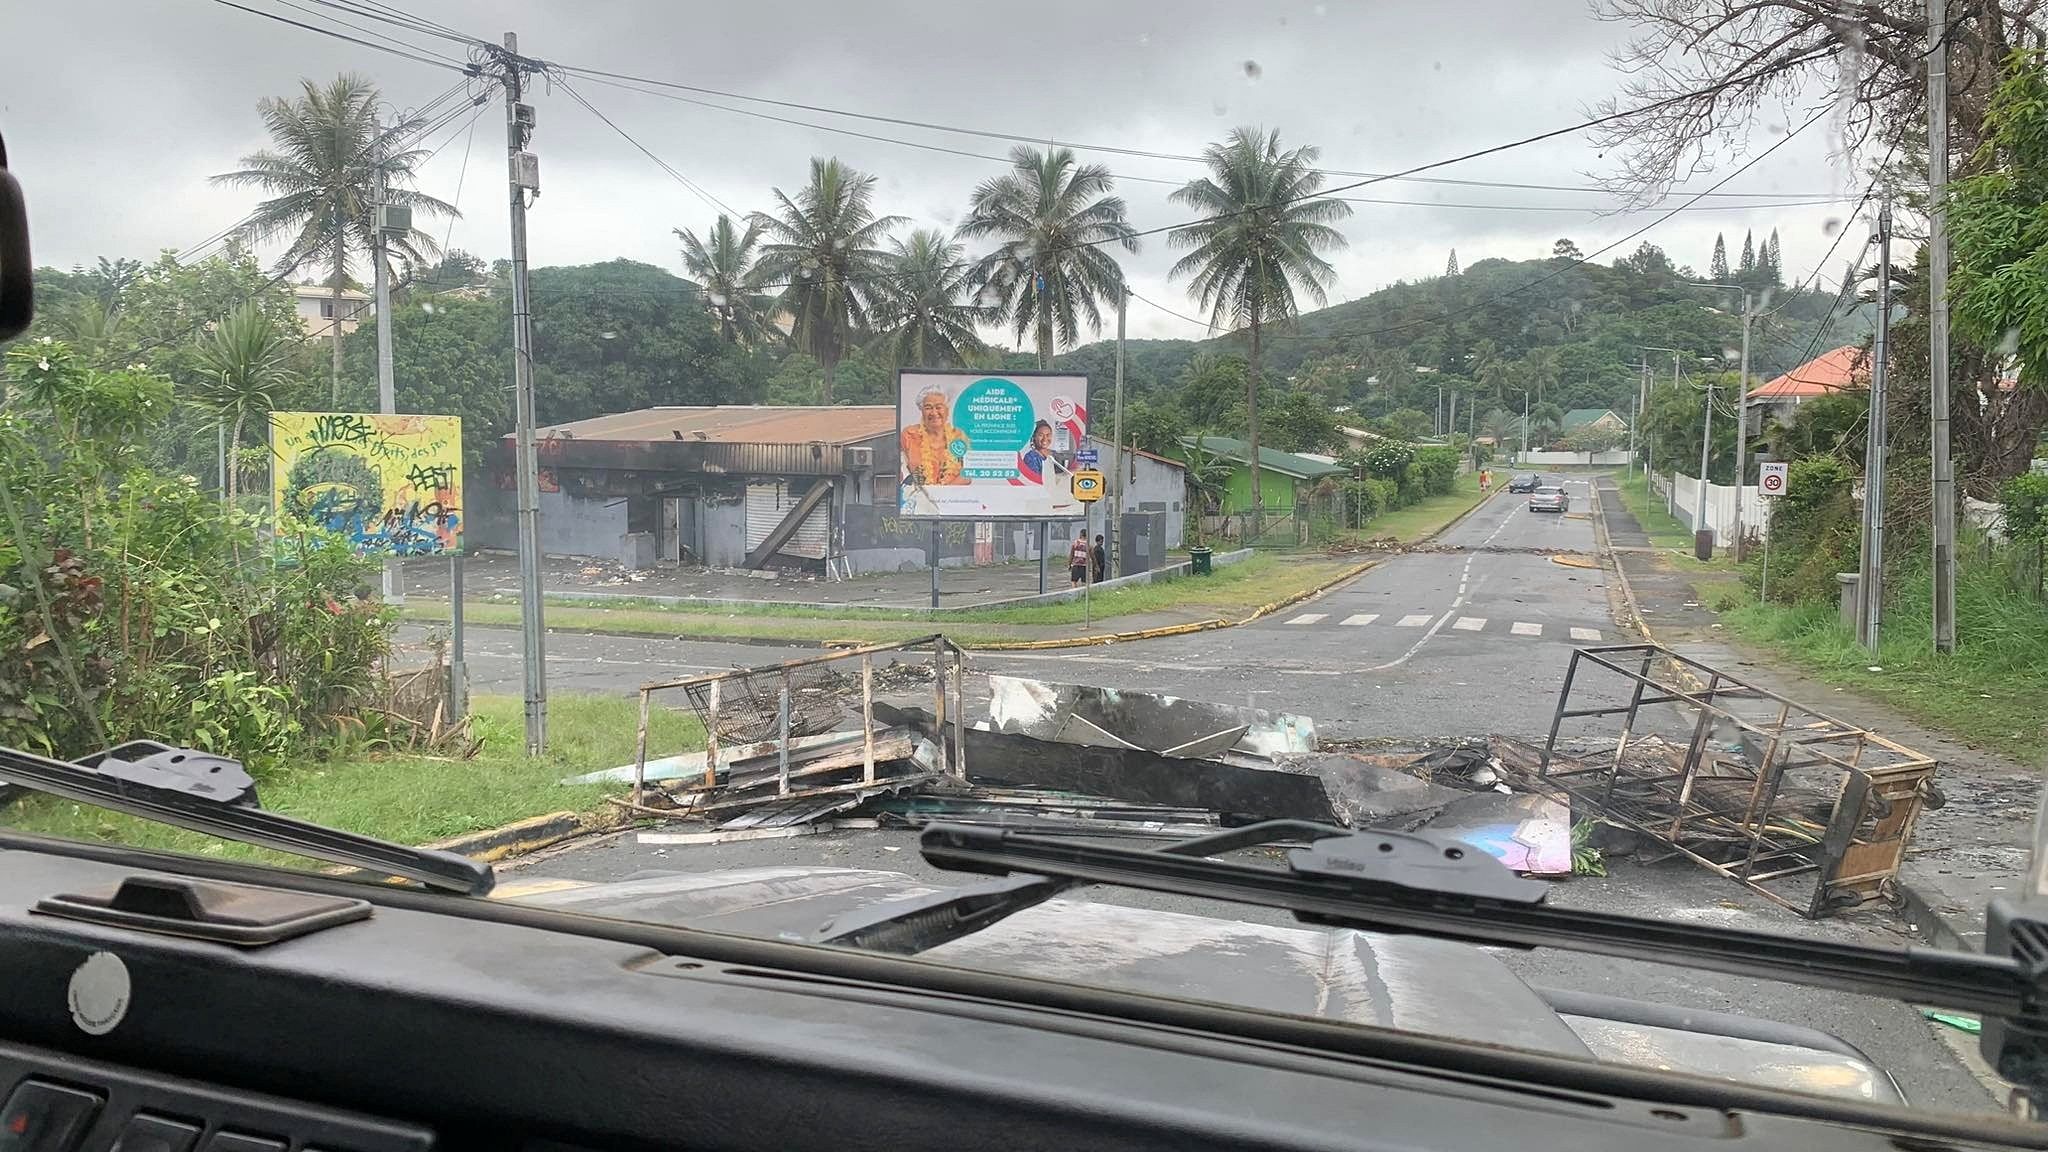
left=1287, top=613, right=1327, bottom=625
left=1340, top=614, right=1378, bottom=626
left=1452, top=617, right=1486, bottom=631
left=1511, top=621, right=1543, bottom=637
left=1396, top=613, right=1433, bottom=628
left=1570, top=627, right=1603, bottom=641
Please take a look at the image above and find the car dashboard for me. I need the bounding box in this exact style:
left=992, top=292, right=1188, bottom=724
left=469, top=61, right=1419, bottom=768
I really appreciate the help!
left=1, top=836, right=2037, bottom=1152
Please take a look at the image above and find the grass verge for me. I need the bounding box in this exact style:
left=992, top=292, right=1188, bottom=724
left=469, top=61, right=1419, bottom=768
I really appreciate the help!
left=1370, top=473, right=1490, bottom=542
left=400, top=553, right=1361, bottom=642
left=1611, top=472, right=1736, bottom=574
left=1714, top=561, right=2047, bottom=764
left=0, top=694, right=702, bottom=864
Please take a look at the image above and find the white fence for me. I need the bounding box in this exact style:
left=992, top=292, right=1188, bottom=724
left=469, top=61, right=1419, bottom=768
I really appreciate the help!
left=1515, top=450, right=1632, bottom=466
left=1653, top=471, right=1771, bottom=545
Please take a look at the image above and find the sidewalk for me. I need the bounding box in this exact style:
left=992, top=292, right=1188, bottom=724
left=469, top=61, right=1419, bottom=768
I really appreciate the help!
left=1596, top=476, right=2034, bottom=951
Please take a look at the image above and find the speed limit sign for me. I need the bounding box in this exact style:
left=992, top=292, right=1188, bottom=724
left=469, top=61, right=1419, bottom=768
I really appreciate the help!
left=1759, top=461, right=1789, bottom=497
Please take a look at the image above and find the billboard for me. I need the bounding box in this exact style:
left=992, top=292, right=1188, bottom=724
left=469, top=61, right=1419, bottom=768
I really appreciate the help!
left=896, top=370, right=1088, bottom=519
left=270, top=412, right=463, bottom=555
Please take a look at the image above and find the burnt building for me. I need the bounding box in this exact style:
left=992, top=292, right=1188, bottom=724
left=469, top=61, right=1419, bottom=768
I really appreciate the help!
left=477, top=406, right=898, bottom=572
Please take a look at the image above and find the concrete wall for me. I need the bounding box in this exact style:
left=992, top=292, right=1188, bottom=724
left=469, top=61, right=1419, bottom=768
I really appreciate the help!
left=1515, top=450, right=1632, bottom=466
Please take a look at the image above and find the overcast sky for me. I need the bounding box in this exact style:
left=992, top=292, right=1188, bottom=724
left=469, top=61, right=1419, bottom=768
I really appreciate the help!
left=5, top=0, right=1873, bottom=343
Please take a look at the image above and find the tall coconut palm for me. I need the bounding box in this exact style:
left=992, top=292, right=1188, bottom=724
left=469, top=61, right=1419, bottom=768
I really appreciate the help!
left=959, top=146, right=1138, bottom=367
left=1167, top=127, right=1350, bottom=533
left=874, top=229, right=989, bottom=368
left=213, top=73, right=457, bottom=403
left=191, top=302, right=297, bottom=503
left=749, top=158, right=903, bottom=403
left=676, top=214, right=774, bottom=347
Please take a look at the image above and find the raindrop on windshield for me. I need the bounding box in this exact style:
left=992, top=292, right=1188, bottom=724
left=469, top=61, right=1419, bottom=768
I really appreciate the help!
left=419, top=300, right=436, bottom=315
left=1243, top=59, right=1263, bottom=82
left=1822, top=217, right=1843, bottom=237
left=1212, top=100, right=1229, bottom=117
left=1998, top=329, right=2022, bottom=357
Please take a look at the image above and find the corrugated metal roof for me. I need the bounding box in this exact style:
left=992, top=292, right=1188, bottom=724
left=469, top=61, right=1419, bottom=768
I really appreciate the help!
left=1750, top=346, right=1868, bottom=400
left=534, top=405, right=896, bottom=445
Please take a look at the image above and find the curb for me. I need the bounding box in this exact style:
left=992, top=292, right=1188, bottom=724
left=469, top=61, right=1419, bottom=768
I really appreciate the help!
left=411, top=489, right=1486, bottom=656
left=426, top=810, right=588, bottom=862
left=1591, top=478, right=1973, bottom=951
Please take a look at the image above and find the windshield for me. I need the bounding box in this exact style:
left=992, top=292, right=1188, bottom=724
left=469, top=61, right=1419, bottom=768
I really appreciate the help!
left=4, top=0, right=2039, bottom=1128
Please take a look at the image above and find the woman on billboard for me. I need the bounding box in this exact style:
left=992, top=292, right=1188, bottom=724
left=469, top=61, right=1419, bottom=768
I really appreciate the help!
left=900, top=385, right=972, bottom=487
left=1018, top=419, right=1057, bottom=483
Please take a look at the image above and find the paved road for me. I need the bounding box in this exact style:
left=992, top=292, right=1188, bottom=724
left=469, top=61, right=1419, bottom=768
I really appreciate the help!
left=470, top=469, right=1997, bottom=1115
left=430, top=475, right=1630, bottom=742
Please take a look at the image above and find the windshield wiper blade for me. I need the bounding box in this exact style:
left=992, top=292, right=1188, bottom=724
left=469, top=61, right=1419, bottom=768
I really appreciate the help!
left=0, top=742, right=494, bottom=895
left=816, top=819, right=1538, bottom=954
left=914, top=821, right=2033, bottom=1018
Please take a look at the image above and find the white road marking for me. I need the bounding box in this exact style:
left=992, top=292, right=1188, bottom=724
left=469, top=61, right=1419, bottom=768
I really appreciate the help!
left=1452, top=616, right=1486, bottom=631
left=1570, top=626, right=1603, bottom=641
left=1287, top=613, right=1327, bottom=625
left=1396, top=613, right=1433, bottom=627
left=1339, top=614, right=1378, bottom=626
left=1511, top=621, right=1543, bottom=637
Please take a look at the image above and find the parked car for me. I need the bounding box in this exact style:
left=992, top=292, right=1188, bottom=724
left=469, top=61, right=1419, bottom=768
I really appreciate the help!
left=1528, top=485, right=1570, bottom=513
left=1507, top=473, right=1540, bottom=493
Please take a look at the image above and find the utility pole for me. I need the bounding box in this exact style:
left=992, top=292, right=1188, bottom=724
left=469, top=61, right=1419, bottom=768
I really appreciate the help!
left=1520, top=391, right=1529, bottom=460
left=1730, top=291, right=1754, bottom=560
left=1435, top=384, right=1444, bottom=437
left=500, top=31, right=547, bottom=753
left=372, top=162, right=402, bottom=605
left=1695, top=372, right=1714, bottom=542
left=1629, top=359, right=1646, bottom=478
left=1860, top=194, right=1894, bottom=652
left=1109, top=286, right=1126, bottom=578
left=1926, top=0, right=1957, bottom=653
left=1447, top=389, right=1458, bottom=447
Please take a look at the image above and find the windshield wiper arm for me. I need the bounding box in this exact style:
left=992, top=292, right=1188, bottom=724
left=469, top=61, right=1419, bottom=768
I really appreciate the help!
left=817, top=820, right=1374, bottom=952
left=0, top=741, right=494, bottom=895
left=816, top=819, right=1540, bottom=954
left=912, top=821, right=2033, bottom=1019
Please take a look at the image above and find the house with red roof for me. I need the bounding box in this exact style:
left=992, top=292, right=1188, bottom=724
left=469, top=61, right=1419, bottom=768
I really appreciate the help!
left=1747, top=345, right=1870, bottom=428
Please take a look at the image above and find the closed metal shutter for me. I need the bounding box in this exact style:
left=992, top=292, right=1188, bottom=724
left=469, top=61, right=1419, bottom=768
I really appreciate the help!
left=745, top=482, right=829, bottom=560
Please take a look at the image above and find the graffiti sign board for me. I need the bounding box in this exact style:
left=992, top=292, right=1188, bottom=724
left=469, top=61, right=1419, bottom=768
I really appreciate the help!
left=896, top=369, right=1088, bottom=520
left=270, top=412, right=463, bottom=555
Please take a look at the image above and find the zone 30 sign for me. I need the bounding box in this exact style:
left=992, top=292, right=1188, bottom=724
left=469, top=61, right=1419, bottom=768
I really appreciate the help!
left=1758, top=461, right=1789, bottom=497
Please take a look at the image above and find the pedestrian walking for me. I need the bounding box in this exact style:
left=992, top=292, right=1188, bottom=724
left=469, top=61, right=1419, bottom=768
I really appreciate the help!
left=1067, top=533, right=1090, bottom=589
left=1091, top=534, right=1107, bottom=584
left=1480, top=468, right=1491, bottom=494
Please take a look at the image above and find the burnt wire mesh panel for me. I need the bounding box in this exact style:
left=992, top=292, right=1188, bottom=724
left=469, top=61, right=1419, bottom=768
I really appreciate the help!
left=684, top=665, right=848, bottom=744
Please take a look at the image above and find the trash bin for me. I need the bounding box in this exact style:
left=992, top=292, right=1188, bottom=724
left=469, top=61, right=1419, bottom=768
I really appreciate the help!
left=1837, top=572, right=1860, bottom=631
left=1189, top=546, right=1213, bottom=576
left=1693, top=529, right=1715, bottom=562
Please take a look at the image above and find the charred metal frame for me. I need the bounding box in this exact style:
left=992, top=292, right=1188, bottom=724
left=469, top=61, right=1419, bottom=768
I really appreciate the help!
left=631, top=635, right=967, bottom=809
left=1539, top=644, right=1936, bottom=918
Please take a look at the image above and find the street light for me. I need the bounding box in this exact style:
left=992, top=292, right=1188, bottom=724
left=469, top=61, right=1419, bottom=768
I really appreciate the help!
left=1680, top=282, right=1756, bottom=559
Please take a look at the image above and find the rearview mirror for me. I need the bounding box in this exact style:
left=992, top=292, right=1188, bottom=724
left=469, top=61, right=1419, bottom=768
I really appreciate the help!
left=0, top=131, right=32, bottom=342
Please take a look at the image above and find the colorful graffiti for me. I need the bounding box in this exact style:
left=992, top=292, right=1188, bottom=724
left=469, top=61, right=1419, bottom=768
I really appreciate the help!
left=270, top=412, right=463, bottom=555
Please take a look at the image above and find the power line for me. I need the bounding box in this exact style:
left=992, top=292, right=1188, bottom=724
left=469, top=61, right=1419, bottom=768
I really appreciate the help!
left=1122, top=107, right=1833, bottom=351
left=551, top=58, right=1854, bottom=202
left=202, top=0, right=474, bottom=72
left=552, top=75, right=742, bottom=218
left=302, top=0, right=491, bottom=47
left=567, top=70, right=1849, bottom=217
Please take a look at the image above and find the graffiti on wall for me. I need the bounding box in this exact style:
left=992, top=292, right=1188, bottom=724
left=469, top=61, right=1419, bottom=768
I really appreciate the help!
left=270, top=412, right=463, bottom=555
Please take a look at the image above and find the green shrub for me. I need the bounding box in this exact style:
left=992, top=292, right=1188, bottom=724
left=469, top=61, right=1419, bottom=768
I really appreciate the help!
left=1752, top=456, right=1859, bottom=605
left=1413, top=446, right=1459, bottom=496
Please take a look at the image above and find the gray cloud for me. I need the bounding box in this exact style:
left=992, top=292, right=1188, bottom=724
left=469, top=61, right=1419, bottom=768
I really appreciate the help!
left=6, top=0, right=1859, bottom=342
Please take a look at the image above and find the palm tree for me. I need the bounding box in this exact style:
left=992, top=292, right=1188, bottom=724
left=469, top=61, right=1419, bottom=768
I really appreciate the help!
left=190, top=302, right=297, bottom=503
left=213, top=73, right=457, bottom=403
left=874, top=229, right=989, bottom=368
left=676, top=214, right=775, bottom=347
left=959, top=146, right=1138, bottom=367
left=1167, top=127, right=1351, bottom=532
left=1482, top=407, right=1517, bottom=447
left=749, top=158, right=903, bottom=403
